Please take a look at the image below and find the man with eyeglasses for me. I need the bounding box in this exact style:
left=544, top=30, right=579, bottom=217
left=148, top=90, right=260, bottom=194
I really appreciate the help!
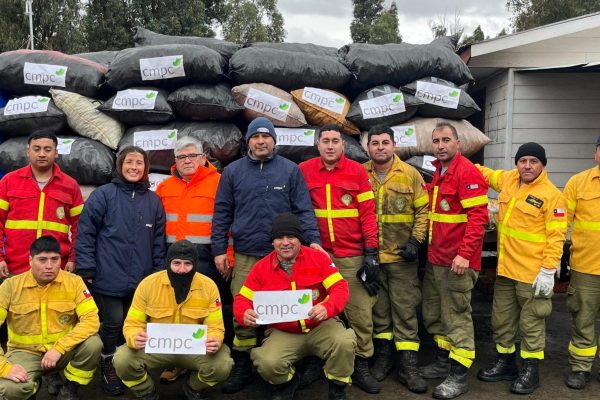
left=155, top=136, right=234, bottom=384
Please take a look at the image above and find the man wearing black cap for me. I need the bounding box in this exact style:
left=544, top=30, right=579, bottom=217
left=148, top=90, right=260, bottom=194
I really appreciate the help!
left=476, top=142, right=567, bottom=394
left=211, top=117, right=322, bottom=393
left=234, top=213, right=355, bottom=400
left=562, top=135, right=600, bottom=390
left=113, top=240, right=233, bottom=400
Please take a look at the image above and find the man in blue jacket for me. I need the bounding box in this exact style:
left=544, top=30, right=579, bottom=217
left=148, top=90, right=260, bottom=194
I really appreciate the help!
left=212, top=117, right=322, bottom=394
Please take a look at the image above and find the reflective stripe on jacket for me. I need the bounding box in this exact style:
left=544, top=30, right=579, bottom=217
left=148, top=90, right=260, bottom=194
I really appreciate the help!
left=479, top=166, right=567, bottom=283
left=365, top=155, right=429, bottom=263
left=0, top=270, right=99, bottom=377
left=427, top=153, right=488, bottom=270
left=0, top=164, right=83, bottom=274
left=300, top=155, right=378, bottom=257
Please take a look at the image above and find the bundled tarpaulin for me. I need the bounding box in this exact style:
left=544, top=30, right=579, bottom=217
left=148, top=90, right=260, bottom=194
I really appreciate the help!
left=401, top=77, right=481, bottom=119
left=168, top=83, right=243, bottom=121
left=118, top=122, right=243, bottom=173
left=274, top=126, right=368, bottom=164
left=347, top=85, right=419, bottom=130
left=133, top=27, right=241, bottom=61
left=244, top=42, right=339, bottom=57
left=232, top=83, right=307, bottom=127
left=0, top=95, right=67, bottom=137
left=291, top=88, right=360, bottom=135
left=0, top=135, right=116, bottom=185
left=0, top=50, right=107, bottom=98
left=339, top=36, right=474, bottom=92
left=106, top=44, right=226, bottom=91
left=98, top=87, right=174, bottom=125
left=74, top=51, right=119, bottom=67
left=229, top=47, right=352, bottom=91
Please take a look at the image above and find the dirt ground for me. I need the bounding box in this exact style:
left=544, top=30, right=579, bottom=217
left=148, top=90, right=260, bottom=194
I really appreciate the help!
left=35, top=291, right=598, bottom=400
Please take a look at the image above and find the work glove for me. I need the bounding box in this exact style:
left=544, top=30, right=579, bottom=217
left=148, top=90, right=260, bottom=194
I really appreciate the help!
left=532, top=267, right=555, bottom=296
left=400, top=236, right=421, bottom=262
left=357, top=247, right=381, bottom=296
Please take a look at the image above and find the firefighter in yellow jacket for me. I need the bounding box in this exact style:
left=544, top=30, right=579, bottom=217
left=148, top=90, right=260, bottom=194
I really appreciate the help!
left=563, top=135, right=600, bottom=390
left=364, top=125, right=429, bottom=393
left=0, top=235, right=101, bottom=400
left=476, top=143, right=567, bottom=395
left=113, top=240, right=233, bottom=400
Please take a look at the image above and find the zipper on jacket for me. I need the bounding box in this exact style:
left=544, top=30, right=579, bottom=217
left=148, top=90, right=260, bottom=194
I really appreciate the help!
left=132, top=190, right=135, bottom=199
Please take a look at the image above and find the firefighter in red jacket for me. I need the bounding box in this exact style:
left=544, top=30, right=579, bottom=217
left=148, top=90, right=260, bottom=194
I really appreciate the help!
left=0, top=131, right=83, bottom=277
left=299, top=124, right=380, bottom=394
left=420, top=122, right=489, bottom=400
left=234, top=213, right=355, bottom=400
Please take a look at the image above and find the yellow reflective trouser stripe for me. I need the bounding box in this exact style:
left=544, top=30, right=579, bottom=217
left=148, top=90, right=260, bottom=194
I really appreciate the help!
left=64, top=362, right=95, bottom=385
left=452, top=347, right=475, bottom=359
left=323, top=272, right=343, bottom=289
left=414, top=195, right=428, bottom=208
left=566, top=199, right=576, bottom=211
left=204, top=309, right=223, bottom=323
left=197, top=372, right=220, bottom=387
left=381, top=214, right=414, bottom=223
left=324, top=368, right=351, bottom=384
left=0, top=308, right=7, bottom=321
left=0, top=198, right=8, bottom=211
left=546, top=221, right=567, bottom=230
left=357, top=191, right=374, bottom=203
left=233, top=336, right=257, bottom=347
left=396, top=341, right=420, bottom=351
left=449, top=351, right=473, bottom=368
left=5, top=219, right=70, bottom=234
left=428, top=186, right=438, bottom=244
left=434, top=335, right=452, bottom=351
left=239, top=285, right=254, bottom=300
left=122, top=372, right=148, bottom=388
left=428, top=212, right=468, bottom=223
left=314, top=209, right=359, bottom=218
left=501, top=226, right=547, bottom=243
left=498, top=198, right=516, bottom=263
left=491, top=169, right=503, bottom=190
left=75, top=299, right=98, bottom=316
left=569, top=342, right=597, bottom=357
left=373, top=332, right=393, bottom=340
left=496, top=344, right=516, bottom=354
left=521, top=350, right=544, bottom=359
left=69, top=204, right=83, bottom=217
left=268, top=366, right=295, bottom=384
left=461, top=195, right=488, bottom=208
left=573, top=220, right=600, bottom=231
left=127, top=307, right=147, bottom=322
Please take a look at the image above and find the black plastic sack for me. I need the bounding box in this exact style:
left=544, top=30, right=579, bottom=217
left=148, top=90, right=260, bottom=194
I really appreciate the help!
left=168, top=83, right=243, bottom=121
left=133, top=27, right=241, bottom=60
left=0, top=96, right=66, bottom=137
left=106, top=45, right=225, bottom=91
left=98, top=87, right=174, bottom=125
left=0, top=135, right=115, bottom=185
left=0, top=50, right=107, bottom=98
left=339, top=37, right=474, bottom=92
left=229, top=47, right=352, bottom=91
left=119, top=122, right=243, bottom=173
left=75, top=51, right=119, bottom=67
left=244, top=42, right=339, bottom=57
left=401, top=77, right=481, bottom=119
left=347, top=85, right=419, bottom=130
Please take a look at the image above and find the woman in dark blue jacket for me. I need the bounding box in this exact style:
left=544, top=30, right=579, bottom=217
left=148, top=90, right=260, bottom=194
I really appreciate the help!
left=75, top=146, right=166, bottom=395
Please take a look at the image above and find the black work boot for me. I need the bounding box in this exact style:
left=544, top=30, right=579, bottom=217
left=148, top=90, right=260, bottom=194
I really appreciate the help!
left=432, top=359, right=469, bottom=399
left=370, top=339, right=394, bottom=381
left=221, top=350, right=253, bottom=394
left=328, top=379, right=347, bottom=400
left=477, top=352, right=518, bottom=382
left=510, top=358, right=539, bottom=394
left=566, top=371, right=591, bottom=389
left=182, top=379, right=209, bottom=400
left=137, top=387, right=160, bottom=400
left=398, top=350, right=427, bottom=393
left=101, top=354, right=125, bottom=395
left=43, top=372, right=63, bottom=395
left=297, top=356, right=324, bottom=389
left=420, top=347, right=451, bottom=379
left=271, top=374, right=299, bottom=400
left=57, top=379, right=80, bottom=400
left=351, top=356, right=380, bottom=394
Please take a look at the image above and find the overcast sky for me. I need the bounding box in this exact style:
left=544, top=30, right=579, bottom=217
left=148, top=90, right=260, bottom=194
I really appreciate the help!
left=278, top=0, right=512, bottom=47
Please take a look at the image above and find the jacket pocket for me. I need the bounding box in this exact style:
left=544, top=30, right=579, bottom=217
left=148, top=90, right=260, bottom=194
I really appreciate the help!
left=47, top=301, right=77, bottom=331
left=146, top=307, right=173, bottom=323
left=180, top=307, right=209, bottom=323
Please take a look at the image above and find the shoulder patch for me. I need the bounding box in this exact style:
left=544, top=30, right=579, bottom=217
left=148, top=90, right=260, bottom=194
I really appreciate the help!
left=466, top=184, right=479, bottom=190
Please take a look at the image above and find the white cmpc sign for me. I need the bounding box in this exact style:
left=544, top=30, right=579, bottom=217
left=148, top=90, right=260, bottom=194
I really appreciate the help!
left=145, top=323, right=207, bottom=355
left=254, top=290, right=312, bottom=324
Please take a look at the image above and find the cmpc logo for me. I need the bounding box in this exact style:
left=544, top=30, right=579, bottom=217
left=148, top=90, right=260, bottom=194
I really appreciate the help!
left=4, top=96, right=51, bottom=116
left=23, top=62, right=68, bottom=87
left=139, top=55, right=185, bottom=81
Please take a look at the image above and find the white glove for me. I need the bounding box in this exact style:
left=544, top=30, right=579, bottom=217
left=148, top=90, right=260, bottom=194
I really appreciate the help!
left=532, top=267, right=555, bottom=296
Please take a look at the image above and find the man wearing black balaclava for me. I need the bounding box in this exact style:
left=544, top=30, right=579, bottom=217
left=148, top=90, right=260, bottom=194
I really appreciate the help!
left=113, top=240, right=234, bottom=400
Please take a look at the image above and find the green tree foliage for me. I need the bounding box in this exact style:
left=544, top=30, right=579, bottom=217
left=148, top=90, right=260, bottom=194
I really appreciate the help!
left=0, top=0, right=28, bottom=51
left=221, top=0, right=286, bottom=43
left=460, top=25, right=485, bottom=47
left=350, top=0, right=385, bottom=43
left=369, top=2, right=402, bottom=44
left=507, top=0, right=600, bottom=31
left=129, top=0, right=214, bottom=37
left=497, top=28, right=508, bottom=37
left=84, top=0, right=132, bottom=51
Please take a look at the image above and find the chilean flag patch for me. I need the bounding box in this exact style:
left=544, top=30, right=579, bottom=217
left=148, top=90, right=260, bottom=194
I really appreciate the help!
left=216, top=297, right=221, bottom=307
left=83, top=289, right=92, bottom=299
left=554, top=208, right=565, bottom=217
left=466, top=184, right=479, bottom=190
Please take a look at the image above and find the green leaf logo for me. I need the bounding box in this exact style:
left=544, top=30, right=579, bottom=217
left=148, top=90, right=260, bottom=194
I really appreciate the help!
left=62, top=139, right=73, bottom=144
left=172, top=57, right=183, bottom=67
left=405, top=128, right=414, bottom=136
left=298, top=293, right=310, bottom=304
left=167, top=130, right=176, bottom=139
left=38, top=97, right=50, bottom=103
left=304, top=130, right=314, bottom=136
left=279, top=103, right=289, bottom=111
left=146, top=92, right=157, bottom=99
left=55, top=68, right=66, bottom=76
left=449, top=90, right=459, bottom=97
left=335, top=98, right=344, bottom=104
left=393, top=94, right=402, bottom=103
left=192, top=327, right=205, bottom=339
